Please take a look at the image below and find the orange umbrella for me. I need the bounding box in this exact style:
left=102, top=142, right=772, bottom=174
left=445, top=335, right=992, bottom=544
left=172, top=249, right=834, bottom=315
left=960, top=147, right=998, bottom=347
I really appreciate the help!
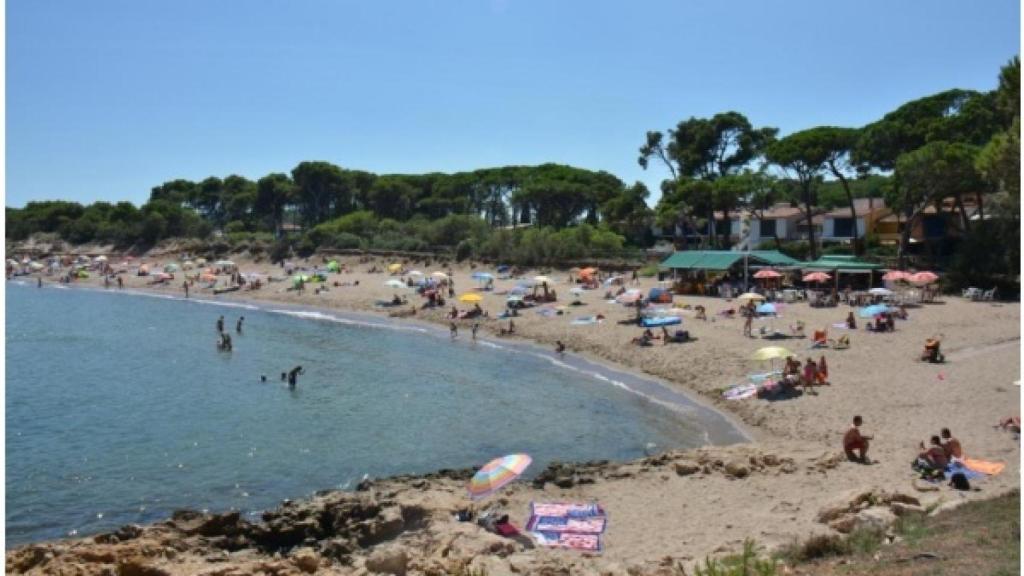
left=753, top=269, right=782, bottom=279
left=802, top=272, right=831, bottom=283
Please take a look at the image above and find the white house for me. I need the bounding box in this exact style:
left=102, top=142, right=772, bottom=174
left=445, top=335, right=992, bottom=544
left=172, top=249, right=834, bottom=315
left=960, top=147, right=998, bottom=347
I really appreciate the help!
left=819, top=198, right=887, bottom=242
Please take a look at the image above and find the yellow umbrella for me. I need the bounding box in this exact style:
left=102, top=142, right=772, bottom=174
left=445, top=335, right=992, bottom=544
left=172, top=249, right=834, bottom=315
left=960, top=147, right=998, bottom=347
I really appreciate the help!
left=459, top=293, right=483, bottom=303
left=751, top=346, right=794, bottom=361
left=737, top=292, right=766, bottom=302
left=388, top=263, right=403, bottom=273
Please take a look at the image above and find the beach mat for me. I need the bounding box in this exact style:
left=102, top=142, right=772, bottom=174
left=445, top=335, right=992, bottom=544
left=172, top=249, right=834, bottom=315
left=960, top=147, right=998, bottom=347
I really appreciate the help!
left=942, top=462, right=986, bottom=482
left=963, top=458, right=1006, bottom=476
left=527, top=501, right=606, bottom=552
left=723, top=383, right=758, bottom=400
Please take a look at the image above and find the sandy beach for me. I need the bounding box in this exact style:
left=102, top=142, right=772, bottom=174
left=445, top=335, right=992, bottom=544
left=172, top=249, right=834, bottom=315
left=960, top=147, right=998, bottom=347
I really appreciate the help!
left=7, top=251, right=1021, bottom=575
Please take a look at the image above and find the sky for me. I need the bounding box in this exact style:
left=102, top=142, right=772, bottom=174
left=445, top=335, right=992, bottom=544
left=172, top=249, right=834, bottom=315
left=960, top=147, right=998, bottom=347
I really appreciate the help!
left=5, top=0, right=1020, bottom=208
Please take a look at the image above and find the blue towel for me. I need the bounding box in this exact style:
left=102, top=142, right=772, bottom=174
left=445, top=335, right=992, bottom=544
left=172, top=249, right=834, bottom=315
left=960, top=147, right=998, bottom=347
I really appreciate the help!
left=943, top=462, right=985, bottom=481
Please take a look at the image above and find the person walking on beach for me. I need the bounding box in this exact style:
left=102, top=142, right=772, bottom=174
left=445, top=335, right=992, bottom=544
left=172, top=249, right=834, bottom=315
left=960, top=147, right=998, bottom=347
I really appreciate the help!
left=287, top=366, right=304, bottom=388
left=450, top=321, right=458, bottom=339
left=183, top=280, right=189, bottom=298
left=216, top=315, right=224, bottom=333
left=743, top=309, right=753, bottom=337
left=117, top=275, right=124, bottom=289
left=236, top=316, right=244, bottom=334
left=471, top=322, right=479, bottom=340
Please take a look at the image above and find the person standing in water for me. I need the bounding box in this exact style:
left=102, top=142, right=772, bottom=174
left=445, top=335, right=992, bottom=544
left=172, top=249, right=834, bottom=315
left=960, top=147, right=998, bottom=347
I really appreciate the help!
left=287, top=366, right=304, bottom=388
left=216, top=315, right=224, bottom=333
left=37, top=277, right=42, bottom=288
left=183, top=281, right=189, bottom=298
left=117, top=276, right=124, bottom=289
left=471, top=322, right=479, bottom=340
left=449, top=321, right=458, bottom=339
left=236, top=316, right=244, bottom=333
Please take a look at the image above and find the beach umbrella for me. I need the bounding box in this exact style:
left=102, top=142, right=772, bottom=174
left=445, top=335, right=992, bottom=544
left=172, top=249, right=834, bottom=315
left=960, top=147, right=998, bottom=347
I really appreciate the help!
left=616, top=289, right=643, bottom=304
left=603, top=275, right=624, bottom=286
left=468, top=454, right=532, bottom=500
left=195, top=258, right=207, bottom=266
left=432, top=271, right=449, bottom=280
left=569, top=286, right=585, bottom=295
left=802, top=272, right=832, bottom=283
left=200, top=273, right=217, bottom=283
left=858, top=304, right=890, bottom=318
left=755, top=302, right=777, bottom=315
left=29, top=262, right=45, bottom=271
left=94, top=255, right=108, bottom=262
left=292, top=274, right=311, bottom=287
left=388, top=263, right=403, bottom=273
left=408, top=270, right=424, bottom=277
left=909, top=271, right=939, bottom=285
left=868, top=287, right=893, bottom=296
left=751, top=346, right=794, bottom=361
left=76, top=270, right=90, bottom=279
left=182, top=260, right=195, bottom=270
left=753, top=269, right=782, bottom=279
left=736, top=292, right=766, bottom=302
left=472, top=272, right=494, bottom=281
left=164, top=263, right=180, bottom=273
left=882, top=270, right=911, bottom=282
left=459, top=293, right=483, bottom=303
left=509, top=285, right=529, bottom=295
left=533, top=275, right=553, bottom=285
left=384, top=279, right=407, bottom=289
left=506, top=294, right=524, bottom=302
left=326, top=260, right=341, bottom=272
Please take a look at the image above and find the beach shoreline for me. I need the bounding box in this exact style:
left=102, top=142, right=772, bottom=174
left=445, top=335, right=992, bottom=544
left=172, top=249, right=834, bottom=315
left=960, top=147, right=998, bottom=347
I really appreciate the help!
left=6, top=253, right=1021, bottom=574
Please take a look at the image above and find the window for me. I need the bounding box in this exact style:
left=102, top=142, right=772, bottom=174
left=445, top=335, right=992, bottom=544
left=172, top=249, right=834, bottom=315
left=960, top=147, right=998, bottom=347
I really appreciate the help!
left=832, top=217, right=856, bottom=237
left=759, top=219, right=777, bottom=237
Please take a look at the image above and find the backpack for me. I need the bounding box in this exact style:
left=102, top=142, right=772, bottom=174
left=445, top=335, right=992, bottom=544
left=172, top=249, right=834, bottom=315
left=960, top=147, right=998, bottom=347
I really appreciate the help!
left=950, top=472, right=971, bottom=491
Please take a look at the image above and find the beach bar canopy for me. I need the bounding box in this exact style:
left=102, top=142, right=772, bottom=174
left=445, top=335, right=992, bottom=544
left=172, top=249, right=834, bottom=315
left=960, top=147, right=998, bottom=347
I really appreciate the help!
left=801, top=255, right=883, bottom=274
left=659, top=250, right=799, bottom=272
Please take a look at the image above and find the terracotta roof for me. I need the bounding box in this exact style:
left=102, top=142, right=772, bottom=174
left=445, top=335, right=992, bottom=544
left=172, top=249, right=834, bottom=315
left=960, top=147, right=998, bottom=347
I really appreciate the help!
left=822, top=198, right=887, bottom=218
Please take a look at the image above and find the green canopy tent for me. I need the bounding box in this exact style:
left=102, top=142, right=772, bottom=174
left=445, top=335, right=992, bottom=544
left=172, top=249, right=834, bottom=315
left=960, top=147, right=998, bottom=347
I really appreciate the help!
left=802, top=255, right=883, bottom=290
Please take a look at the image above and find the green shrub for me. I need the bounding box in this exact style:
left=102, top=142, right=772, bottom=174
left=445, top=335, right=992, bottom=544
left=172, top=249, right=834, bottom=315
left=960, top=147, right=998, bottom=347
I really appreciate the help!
left=684, top=540, right=778, bottom=576
left=224, top=220, right=248, bottom=234
left=637, top=264, right=660, bottom=277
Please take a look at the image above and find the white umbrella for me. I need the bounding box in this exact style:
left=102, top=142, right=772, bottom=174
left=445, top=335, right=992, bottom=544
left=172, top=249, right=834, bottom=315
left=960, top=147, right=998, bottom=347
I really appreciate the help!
left=432, top=271, right=449, bottom=280
left=94, top=255, right=108, bottom=262
left=533, top=275, right=554, bottom=285
left=868, top=288, right=893, bottom=296
left=384, top=279, right=407, bottom=289
left=569, top=287, right=585, bottom=295
left=215, top=260, right=236, bottom=268
left=29, top=262, right=44, bottom=271
left=408, top=270, right=424, bottom=277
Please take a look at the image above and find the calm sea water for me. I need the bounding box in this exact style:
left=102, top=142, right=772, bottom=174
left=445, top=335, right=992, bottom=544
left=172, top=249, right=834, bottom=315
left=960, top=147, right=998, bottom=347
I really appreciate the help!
left=6, top=282, right=742, bottom=544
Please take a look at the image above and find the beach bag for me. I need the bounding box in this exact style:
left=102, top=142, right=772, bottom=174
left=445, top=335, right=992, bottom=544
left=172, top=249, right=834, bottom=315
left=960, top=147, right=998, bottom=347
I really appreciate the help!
left=950, top=472, right=971, bottom=491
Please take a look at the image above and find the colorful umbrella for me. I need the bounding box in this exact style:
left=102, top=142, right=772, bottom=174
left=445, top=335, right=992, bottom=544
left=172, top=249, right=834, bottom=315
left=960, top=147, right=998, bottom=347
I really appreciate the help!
left=468, top=454, right=532, bottom=500
left=326, top=260, right=341, bottom=272
left=737, top=292, right=766, bottom=302
left=802, top=272, right=831, bottom=283
left=882, top=270, right=911, bottom=282
left=388, top=263, right=403, bottom=273
left=909, top=271, right=939, bottom=285
left=753, top=269, right=782, bottom=279
left=751, top=346, right=794, bottom=361
left=859, top=304, right=890, bottom=318
left=459, top=293, right=483, bottom=303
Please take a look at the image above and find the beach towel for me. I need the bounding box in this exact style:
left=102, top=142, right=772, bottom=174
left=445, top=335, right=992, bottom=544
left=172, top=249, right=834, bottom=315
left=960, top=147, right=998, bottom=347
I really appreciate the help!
left=831, top=323, right=852, bottom=329
left=963, top=458, right=1006, bottom=476
left=723, top=383, right=758, bottom=400
left=527, top=501, right=606, bottom=552
left=942, top=461, right=986, bottom=482
left=571, top=316, right=601, bottom=325
left=641, top=316, right=681, bottom=328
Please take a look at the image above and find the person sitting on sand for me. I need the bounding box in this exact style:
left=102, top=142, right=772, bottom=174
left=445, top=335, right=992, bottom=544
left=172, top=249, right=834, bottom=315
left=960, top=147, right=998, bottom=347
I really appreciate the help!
left=916, top=436, right=949, bottom=471
left=844, top=416, right=872, bottom=463
left=845, top=311, right=857, bottom=330
left=392, top=294, right=403, bottom=306
left=922, top=338, right=943, bottom=363
left=895, top=305, right=908, bottom=320
left=997, top=416, right=1021, bottom=433
left=695, top=305, right=707, bottom=321
left=940, top=428, right=963, bottom=461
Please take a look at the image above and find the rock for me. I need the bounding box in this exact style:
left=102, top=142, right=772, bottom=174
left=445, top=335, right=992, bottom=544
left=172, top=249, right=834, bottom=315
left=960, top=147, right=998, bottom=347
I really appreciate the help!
left=724, top=460, right=750, bottom=478
left=856, top=507, right=897, bottom=531
left=117, top=557, right=172, bottom=576
left=365, top=545, right=409, bottom=575
left=779, top=461, right=798, bottom=474
left=554, top=475, right=575, bottom=489
left=7, top=545, right=50, bottom=573
left=674, top=462, right=700, bottom=476
left=291, top=547, right=321, bottom=574
left=883, top=493, right=921, bottom=507
left=762, top=454, right=780, bottom=466
left=890, top=502, right=926, bottom=517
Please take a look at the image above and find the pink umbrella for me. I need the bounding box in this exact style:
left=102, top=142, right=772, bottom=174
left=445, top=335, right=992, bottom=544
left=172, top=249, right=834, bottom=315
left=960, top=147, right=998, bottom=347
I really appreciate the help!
left=909, top=271, right=939, bottom=285
left=753, top=269, right=782, bottom=279
left=802, top=272, right=832, bottom=283
left=882, top=270, right=911, bottom=282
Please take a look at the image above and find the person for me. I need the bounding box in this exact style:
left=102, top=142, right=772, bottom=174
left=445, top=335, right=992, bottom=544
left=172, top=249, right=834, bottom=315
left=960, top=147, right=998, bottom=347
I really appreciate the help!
left=817, top=356, right=829, bottom=385
left=661, top=326, right=670, bottom=345
left=281, top=372, right=287, bottom=382
left=287, top=366, right=304, bottom=388
left=743, top=310, right=753, bottom=337
left=449, top=321, right=458, bottom=339
left=844, top=416, right=872, bottom=463
left=885, top=312, right=895, bottom=332
left=845, top=311, right=856, bottom=330
left=940, top=428, right=963, bottom=460
left=104, top=275, right=110, bottom=288
left=117, top=276, right=124, bottom=289
left=997, top=416, right=1021, bottom=433
left=471, top=322, right=479, bottom=340
left=922, top=338, right=943, bottom=363
left=218, top=332, right=232, bottom=352
left=803, top=357, right=818, bottom=391
left=555, top=340, right=566, bottom=355
left=917, top=436, right=948, bottom=471
left=183, top=281, right=189, bottom=298
left=631, top=269, right=639, bottom=285
left=37, top=277, right=42, bottom=288
left=895, top=304, right=908, bottom=320
left=391, top=294, right=402, bottom=306
left=695, top=305, right=707, bottom=321
left=236, top=316, right=244, bottom=333
left=216, top=315, right=224, bottom=333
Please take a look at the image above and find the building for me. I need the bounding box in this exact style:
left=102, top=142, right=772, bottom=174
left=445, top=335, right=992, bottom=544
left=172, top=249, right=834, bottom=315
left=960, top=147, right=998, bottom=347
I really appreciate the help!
left=819, top=198, right=888, bottom=243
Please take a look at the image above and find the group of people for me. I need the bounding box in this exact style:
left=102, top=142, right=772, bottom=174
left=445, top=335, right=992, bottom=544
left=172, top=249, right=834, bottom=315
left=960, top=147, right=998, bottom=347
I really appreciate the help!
left=914, top=428, right=964, bottom=476
left=215, top=315, right=243, bottom=351
left=782, top=355, right=829, bottom=391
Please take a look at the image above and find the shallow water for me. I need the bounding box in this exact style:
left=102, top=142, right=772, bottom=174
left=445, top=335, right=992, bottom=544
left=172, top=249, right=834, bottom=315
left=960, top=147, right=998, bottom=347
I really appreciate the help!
left=6, top=282, right=742, bottom=544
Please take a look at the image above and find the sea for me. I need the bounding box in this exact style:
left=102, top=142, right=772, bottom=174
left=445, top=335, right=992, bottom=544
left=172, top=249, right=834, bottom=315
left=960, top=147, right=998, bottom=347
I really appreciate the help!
left=5, top=281, right=744, bottom=544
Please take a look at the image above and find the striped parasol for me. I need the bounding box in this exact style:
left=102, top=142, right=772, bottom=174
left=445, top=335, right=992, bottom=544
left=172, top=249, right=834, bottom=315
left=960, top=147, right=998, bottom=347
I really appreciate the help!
left=468, top=454, right=532, bottom=500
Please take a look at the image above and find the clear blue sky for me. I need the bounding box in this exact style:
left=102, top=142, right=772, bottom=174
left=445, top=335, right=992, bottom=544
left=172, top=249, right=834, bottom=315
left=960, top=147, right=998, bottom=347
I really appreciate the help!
left=6, top=0, right=1020, bottom=208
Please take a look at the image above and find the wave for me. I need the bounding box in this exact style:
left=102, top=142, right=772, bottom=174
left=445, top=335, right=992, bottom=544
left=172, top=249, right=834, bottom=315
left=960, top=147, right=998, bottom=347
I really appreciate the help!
left=266, top=308, right=428, bottom=334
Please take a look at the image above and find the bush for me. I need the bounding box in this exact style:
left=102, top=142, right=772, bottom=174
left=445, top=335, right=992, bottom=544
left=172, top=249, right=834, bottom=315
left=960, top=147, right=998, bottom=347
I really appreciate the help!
left=295, top=236, right=317, bottom=257
left=637, top=264, right=660, bottom=277
left=224, top=220, right=248, bottom=234
left=685, top=540, right=778, bottom=576
left=269, top=239, right=291, bottom=263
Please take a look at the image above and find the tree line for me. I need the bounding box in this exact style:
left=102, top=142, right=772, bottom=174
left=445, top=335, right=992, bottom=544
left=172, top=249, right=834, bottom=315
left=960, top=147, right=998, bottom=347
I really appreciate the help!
left=6, top=57, right=1018, bottom=285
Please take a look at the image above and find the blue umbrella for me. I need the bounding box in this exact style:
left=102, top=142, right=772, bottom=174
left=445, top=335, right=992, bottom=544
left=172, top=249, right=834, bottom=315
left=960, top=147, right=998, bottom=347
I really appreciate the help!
left=756, top=303, right=777, bottom=315
left=472, top=272, right=495, bottom=281
left=858, top=304, right=890, bottom=318
left=509, top=285, right=530, bottom=295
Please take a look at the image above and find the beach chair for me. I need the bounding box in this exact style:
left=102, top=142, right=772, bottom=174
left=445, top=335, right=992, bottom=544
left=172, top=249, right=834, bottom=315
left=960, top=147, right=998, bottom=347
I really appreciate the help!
left=982, top=288, right=997, bottom=301
left=831, top=335, right=850, bottom=350
left=811, top=330, right=828, bottom=348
